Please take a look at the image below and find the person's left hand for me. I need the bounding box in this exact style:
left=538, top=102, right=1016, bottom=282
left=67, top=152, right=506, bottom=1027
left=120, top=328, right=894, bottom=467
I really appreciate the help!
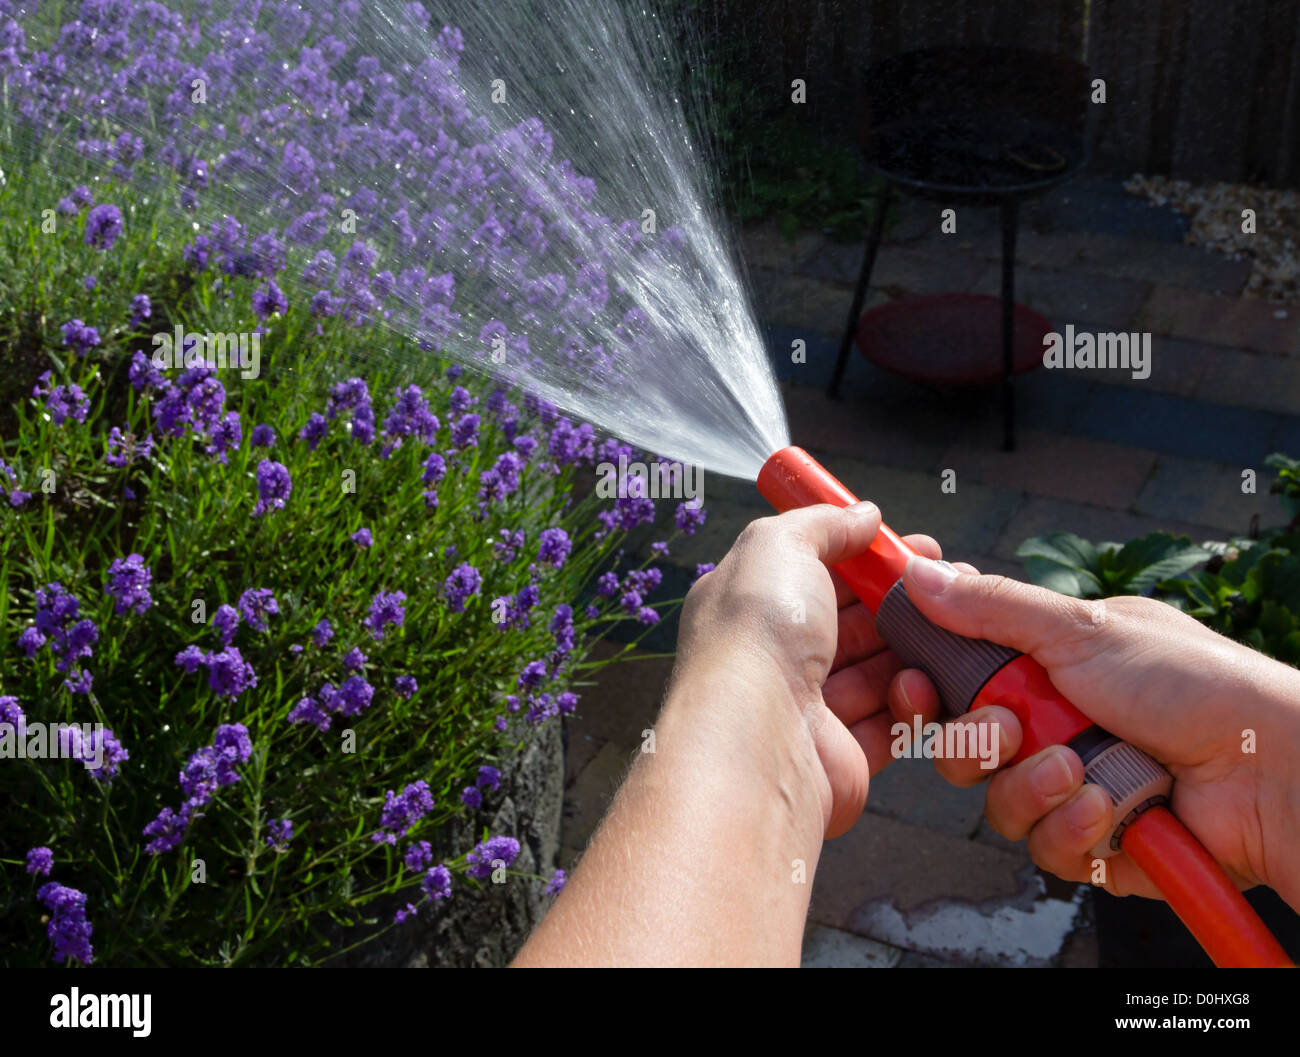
left=671, top=502, right=966, bottom=839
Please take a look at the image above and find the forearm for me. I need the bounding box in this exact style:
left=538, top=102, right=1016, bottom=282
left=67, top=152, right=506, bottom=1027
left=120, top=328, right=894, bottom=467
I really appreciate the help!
left=512, top=667, right=827, bottom=966
left=1245, top=654, right=1300, bottom=910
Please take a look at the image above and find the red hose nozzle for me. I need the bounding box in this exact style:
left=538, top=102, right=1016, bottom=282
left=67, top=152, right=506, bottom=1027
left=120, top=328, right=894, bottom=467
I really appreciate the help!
left=757, top=445, right=915, bottom=610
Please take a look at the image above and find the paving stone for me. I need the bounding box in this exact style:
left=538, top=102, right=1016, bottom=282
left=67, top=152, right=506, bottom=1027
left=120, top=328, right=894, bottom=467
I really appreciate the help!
left=801, top=924, right=903, bottom=968
left=1059, top=924, right=1101, bottom=968
left=798, top=241, right=991, bottom=295
left=939, top=427, right=1157, bottom=511
left=1195, top=345, right=1300, bottom=415
left=1008, top=232, right=1251, bottom=296
left=1077, top=334, right=1211, bottom=400
left=1139, top=285, right=1300, bottom=356
left=959, top=552, right=1025, bottom=579
left=993, top=494, right=1225, bottom=562
left=1071, top=385, right=1281, bottom=465
left=896, top=949, right=962, bottom=967
left=810, top=810, right=1080, bottom=965
left=739, top=222, right=827, bottom=273
left=750, top=270, right=855, bottom=336
left=972, top=817, right=1023, bottom=854
left=972, top=265, right=1151, bottom=330
left=865, top=757, right=988, bottom=839
left=1135, top=454, right=1289, bottom=536
left=564, top=640, right=674, bottom=785
left=560, top=740, right=635, bottom=852
left=1027, top=174, right=1189, bottom=242
left=783, top=381, right=954, bottom=474
left=813, top=455, right=1025, bottom=562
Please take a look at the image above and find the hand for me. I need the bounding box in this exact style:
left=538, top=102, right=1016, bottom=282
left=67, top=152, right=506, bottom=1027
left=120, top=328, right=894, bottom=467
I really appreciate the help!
left=888, top=557, right=1300, bottom=911
left=670, top=504, right=965, bottom=839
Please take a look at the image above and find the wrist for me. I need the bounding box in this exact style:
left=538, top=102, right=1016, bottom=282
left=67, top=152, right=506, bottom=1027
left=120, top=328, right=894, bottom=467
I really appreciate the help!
left=658, top=660, right=830, bottom=844
left=1238, top=653, right=1300, bottom=908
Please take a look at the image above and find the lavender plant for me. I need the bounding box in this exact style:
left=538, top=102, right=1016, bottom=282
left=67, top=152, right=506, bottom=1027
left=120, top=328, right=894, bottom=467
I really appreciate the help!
left=0, top=0, right=711, bottom=966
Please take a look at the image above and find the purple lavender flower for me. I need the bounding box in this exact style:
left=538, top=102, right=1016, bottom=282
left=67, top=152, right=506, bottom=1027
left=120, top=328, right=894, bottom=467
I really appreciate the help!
left=450, top=413, right=480, bottom=449
left=213, top=604, right=240, bottom=646
left=545, top=869, right=567, bottom=895
left=675, top=502, right=707, bottom=535
left=16, top=622, right=46, bottom=657
left=237, top=588, right=279, bottom=632
left=254, top=460, right=292, bottom=516
left=460, top=786, right=482, bottom=810
left=26, top=846, right=53, bottom=877
left=2, top=696, right=25, bottom=733
left=477, top=765, right=501, bottom=791
left=537, top=528, right=572, bottom=569
left=84, top=203, right=123, bottom=250
left=342, top=647, right=367, bottom=671
left=288, top=696, right=330, bottom=732
left=517, top=660, right=548, bottom=689
left=265, top=818, right=293, bottom=852
left=299, top=413, right=327, bottom=450
left=105, top=427, right=153, bottom=468
left=694, top=562, right=716, bottom=581
left=465, top=835, right=521, bottom=879
left=494, top=529, right=525, bottom=563
left=37, top=882, right=94, bottom=964
left=250, top=423, right=276, bottom=447
left=365, top=590, right=407, bottom=640
left=44, top=384, right=90, bottom=425
left=350, top=528, right=373, bottom=548
left=422, top=864, right=452, bottom=900
left=404, top=841, right=433, bottom=872
left=334, top=675, right=374, bottom=717
left=174, top=645, right=206, bottom=674
left=67, top=726, right=129, bottom=784
left=105, top=554, right=152, bottom=615
left=421, top=452, right=446, bottom=484
left=128, top=350, right=163, bottom=391
left=143, top=805, right=191, bottom=855
left=442, top=564, right=481, bottom=613
left=371, top=780, right=434, bottom=844
left=129, top=294, right=151, bottom=326
left=204, top=646, right=257, bottom=699
left=312, top=618, right=334, bottom=646
left=252, top=280, right=288, bottom=319
left=394, top=675, right=418, bottom=699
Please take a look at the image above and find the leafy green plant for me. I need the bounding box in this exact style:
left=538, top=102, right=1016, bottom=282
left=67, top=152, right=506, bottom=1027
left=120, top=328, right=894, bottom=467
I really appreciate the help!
left=1018, top=456, right=1300, bottom=664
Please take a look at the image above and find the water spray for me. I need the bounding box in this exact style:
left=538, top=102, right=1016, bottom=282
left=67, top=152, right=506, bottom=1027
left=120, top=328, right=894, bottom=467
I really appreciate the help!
left=757, top=445, right=1292, bottom=968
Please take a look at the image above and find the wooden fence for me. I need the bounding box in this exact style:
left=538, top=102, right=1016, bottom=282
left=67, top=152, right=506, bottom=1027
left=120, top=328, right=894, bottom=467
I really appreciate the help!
left=704, top=0, right=1300, bottom=186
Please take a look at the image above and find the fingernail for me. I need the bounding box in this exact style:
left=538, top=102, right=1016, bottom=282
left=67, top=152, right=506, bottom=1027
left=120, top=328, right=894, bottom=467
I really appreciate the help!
left=1066, top=786, right=1109, bottom=832
left=846, top=500, right=877, bottom=516
left=1031, top=750, right=1075, bottom=799
left=907, top=555, right=957, bottom=596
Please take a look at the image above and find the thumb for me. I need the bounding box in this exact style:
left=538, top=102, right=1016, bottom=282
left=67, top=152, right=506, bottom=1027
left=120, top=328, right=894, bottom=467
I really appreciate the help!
left=777, top=501, right=883, bottom=566
left=902, top=556, right=1107, bottom=658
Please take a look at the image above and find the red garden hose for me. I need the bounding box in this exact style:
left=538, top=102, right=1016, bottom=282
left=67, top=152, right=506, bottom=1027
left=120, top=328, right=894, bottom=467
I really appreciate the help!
left=757, top=445, right=1293, bottom=968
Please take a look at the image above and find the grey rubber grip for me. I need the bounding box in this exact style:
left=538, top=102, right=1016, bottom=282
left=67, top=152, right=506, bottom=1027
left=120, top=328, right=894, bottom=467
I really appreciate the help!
left=874, top=580, right=1019, bottom=717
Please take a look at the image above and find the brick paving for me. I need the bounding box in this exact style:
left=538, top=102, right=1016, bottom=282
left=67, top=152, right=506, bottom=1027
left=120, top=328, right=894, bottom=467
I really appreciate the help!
left=558, top=175, right=1300, bottom=967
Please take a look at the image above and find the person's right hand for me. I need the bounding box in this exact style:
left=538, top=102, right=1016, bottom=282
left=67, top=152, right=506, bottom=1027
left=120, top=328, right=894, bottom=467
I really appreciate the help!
left=886, top=557, right=1300, bottom=913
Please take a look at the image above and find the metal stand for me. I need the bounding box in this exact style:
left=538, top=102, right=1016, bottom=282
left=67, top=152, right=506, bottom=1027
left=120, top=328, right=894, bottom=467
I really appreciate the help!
left=827, top=189, right=1023, bottom=452
left=827, top=183, right=891, bottom=401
